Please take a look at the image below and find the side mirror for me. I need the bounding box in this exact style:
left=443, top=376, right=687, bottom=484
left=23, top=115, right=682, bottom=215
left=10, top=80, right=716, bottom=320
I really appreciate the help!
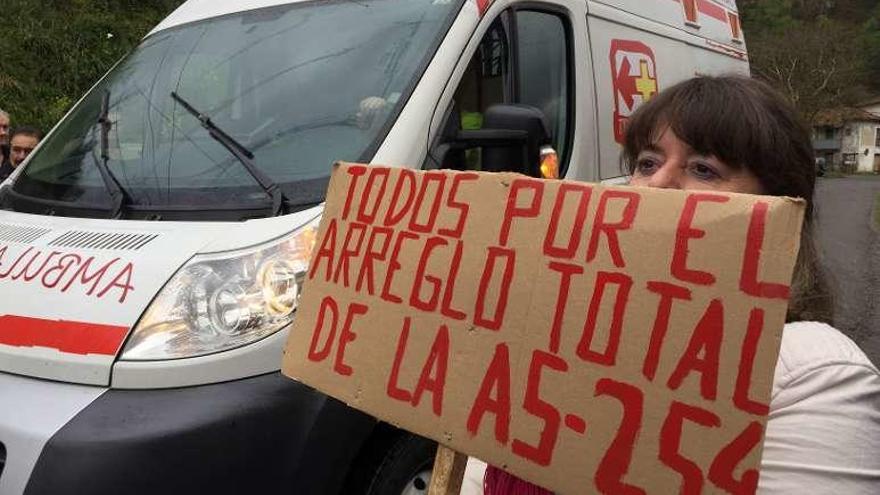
left=428, top=103, right=552, bottom=177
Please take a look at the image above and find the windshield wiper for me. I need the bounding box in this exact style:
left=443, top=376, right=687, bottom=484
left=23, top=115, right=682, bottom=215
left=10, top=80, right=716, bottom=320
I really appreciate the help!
left=171, top=91, right=288, bottom=216
left=96, top=90, right=131, bottom=218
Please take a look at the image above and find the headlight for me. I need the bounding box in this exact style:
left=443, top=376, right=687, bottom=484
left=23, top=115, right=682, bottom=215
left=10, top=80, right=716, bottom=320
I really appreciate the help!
left=121, top=217, right=320, bottom=360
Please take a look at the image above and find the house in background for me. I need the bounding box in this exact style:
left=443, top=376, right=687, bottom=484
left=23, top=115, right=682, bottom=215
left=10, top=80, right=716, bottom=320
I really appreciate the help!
left=812, top=99, right=880, bottom=174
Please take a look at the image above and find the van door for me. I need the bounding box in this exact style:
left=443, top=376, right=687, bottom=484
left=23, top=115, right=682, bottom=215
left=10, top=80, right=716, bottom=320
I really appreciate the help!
left=587, top=0, right=748, bottom=181
left=427, top=0, right=595, bottom=181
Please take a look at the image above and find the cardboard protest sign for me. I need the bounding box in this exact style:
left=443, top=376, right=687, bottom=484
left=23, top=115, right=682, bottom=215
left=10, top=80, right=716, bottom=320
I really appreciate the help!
left=282, top=162, right=804, bottom=494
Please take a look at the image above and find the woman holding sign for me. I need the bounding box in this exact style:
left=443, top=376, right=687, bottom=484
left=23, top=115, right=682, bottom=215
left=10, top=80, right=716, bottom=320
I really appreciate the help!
left=463, top=76, right=880, bottom=494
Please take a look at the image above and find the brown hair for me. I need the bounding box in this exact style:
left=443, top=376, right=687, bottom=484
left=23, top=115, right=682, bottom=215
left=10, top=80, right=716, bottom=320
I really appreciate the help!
left=10, top=125, right=43, bottom=141
left=621, top=75, right=833, bottom=323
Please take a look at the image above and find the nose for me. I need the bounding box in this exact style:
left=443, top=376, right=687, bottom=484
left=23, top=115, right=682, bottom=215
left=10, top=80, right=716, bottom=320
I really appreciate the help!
left=644, top=160, right=683, bottom=189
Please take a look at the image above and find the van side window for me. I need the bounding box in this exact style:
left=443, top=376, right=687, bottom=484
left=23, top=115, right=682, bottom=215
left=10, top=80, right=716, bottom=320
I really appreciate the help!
left=455, top=19, right=510, bottom=133
left=516, top=11, right=569, bottom=162
left=431, top=8, right=571, bottom=176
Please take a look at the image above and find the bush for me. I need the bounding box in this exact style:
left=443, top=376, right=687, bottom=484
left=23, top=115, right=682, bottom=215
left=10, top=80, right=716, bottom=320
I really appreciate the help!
left=874, top=193, right=880, bottom=232
left=0, top=0, right=184, bottom=131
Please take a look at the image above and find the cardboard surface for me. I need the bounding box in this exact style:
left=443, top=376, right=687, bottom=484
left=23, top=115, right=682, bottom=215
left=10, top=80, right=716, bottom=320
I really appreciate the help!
left=282, top=163, right=805, bottom=494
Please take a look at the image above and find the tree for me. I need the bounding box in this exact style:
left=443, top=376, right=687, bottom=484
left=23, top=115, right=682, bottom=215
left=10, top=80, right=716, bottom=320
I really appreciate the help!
left=741, top=0, right=879, bottom=123
left=861, top=2, right=880, bottom=84
left=0, top=0, right=184, bottom=131
left=747, top=18, right=869, bottom=122
left=740, top=0, right=798, bottom=34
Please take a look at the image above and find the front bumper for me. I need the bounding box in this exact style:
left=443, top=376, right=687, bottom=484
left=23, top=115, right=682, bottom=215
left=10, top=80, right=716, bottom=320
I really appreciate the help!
left=0, top=372, right=375, bottom=495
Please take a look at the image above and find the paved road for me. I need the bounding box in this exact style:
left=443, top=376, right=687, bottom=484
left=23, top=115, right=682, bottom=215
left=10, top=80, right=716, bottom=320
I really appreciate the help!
left=814, top=176, right=880, bottom=365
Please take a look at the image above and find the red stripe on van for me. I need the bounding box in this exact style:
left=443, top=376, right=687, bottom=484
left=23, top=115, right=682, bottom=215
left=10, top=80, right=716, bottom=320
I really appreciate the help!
left=0, top=315, right=128, bottom=356
left=669, top=0, right=730, bottom=24
left=697, top=0, right=728, bottom=23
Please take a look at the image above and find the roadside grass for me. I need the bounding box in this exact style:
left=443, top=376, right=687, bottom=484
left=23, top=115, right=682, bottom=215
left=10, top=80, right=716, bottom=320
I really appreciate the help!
left=850, top=172, right=880, bottom=180
left=874, top=193, right=880, bottom=232
left=820, top=171, right=880, bottom=180
left=822, top=170, right=846, bottom=179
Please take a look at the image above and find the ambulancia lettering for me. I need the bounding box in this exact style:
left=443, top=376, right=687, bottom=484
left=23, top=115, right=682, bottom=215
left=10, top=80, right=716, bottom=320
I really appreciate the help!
left=0, top=244, right=135, bottom=303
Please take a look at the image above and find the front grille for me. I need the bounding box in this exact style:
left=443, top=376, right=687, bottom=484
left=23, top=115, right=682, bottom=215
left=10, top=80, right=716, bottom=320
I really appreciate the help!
left=49, top=231, right=159, bottom=251
left=0, top=223, right=52, bottom=244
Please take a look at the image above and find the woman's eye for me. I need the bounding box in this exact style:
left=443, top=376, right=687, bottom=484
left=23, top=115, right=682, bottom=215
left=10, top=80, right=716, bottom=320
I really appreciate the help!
left=690, top=162, right=720, bottom=180
left=636, top=157, right=659, bottom=174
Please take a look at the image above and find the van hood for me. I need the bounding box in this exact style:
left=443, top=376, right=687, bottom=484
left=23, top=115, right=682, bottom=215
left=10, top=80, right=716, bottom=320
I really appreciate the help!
left=0, top=208, right=319, bottom=386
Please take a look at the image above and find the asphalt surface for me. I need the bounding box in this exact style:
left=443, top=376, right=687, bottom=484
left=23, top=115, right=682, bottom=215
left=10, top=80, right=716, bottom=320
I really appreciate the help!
left=814, top=176, right=880, bottom=366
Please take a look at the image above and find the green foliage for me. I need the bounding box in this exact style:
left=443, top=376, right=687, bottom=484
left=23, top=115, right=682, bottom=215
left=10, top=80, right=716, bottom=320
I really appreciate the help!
left=741, top=0, right=880, bottom=123
left=2, top=1, right=879, bottom=130
left=0, top=0, right=184, bottom=131
left=873, top=193, right=880, bottom=231
left=740, top=0, right=798, bottom=34
left=862, top=3, right=880, bottom=84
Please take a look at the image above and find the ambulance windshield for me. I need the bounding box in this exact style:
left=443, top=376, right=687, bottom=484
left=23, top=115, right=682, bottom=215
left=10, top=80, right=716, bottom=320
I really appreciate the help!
left=8, top=0, right=462, bottom=220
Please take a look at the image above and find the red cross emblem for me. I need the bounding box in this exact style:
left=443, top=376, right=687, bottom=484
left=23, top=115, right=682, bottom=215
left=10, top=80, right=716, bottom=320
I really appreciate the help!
left=610, top=40, right=659, bottom=143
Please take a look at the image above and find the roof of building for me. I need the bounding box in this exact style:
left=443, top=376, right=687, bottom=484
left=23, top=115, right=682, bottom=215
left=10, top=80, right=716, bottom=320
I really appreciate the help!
left=813, top=106, right=880, bottom=126
left=858, top=96, right=880, bottom=107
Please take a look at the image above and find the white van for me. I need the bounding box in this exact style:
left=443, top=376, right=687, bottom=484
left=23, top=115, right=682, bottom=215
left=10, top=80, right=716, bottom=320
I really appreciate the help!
left=0, top=0, right=747, bottom=493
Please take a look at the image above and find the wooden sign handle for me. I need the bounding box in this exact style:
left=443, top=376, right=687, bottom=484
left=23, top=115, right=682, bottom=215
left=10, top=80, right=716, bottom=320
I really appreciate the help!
left=428, top=444, right=468, bottom=495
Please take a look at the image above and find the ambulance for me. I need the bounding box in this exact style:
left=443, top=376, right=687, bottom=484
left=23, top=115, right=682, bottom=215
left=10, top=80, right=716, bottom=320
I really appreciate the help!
left=0, top=0, right=747, bottom=493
